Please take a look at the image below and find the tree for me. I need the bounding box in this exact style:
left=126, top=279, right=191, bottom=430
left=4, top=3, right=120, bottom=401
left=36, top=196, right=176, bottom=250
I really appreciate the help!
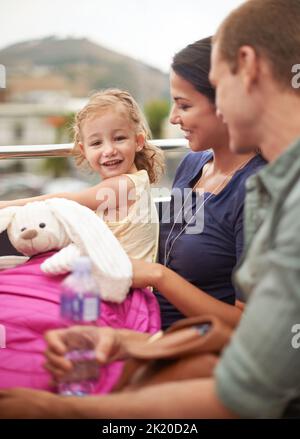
left=42, top=113, right=75, bottom=178
left=144, top=100, right=170, bottom=139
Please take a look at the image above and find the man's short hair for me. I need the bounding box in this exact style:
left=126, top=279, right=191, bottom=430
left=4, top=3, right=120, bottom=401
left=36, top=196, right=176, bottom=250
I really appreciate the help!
left=214, top=0, right=300, bottom=91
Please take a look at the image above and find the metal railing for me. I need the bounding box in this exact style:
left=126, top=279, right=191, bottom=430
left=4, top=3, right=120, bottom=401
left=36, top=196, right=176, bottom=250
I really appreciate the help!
left=0, top=138, right=188, bottom=160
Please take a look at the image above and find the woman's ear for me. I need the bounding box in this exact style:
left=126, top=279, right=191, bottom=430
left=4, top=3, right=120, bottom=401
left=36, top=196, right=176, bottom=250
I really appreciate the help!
left=136, top=133, right=145, bottom=152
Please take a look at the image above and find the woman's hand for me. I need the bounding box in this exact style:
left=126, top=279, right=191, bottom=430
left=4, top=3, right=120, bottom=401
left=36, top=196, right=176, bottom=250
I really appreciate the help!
left=44, top=326, right=124, bottom=383
left=130, top=258, right=164, bottom=290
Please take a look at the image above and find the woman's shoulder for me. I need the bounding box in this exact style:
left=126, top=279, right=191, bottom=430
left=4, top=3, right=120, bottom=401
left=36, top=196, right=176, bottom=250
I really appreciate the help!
left=174, top=150, right=213, bottom=184
left=243, top=154, right=266, bottom=173
left=224, top=155, right=267, bottom=210
left=179, top=150, right=212, bottom=168
left=235, top=154, right=267, bottom=185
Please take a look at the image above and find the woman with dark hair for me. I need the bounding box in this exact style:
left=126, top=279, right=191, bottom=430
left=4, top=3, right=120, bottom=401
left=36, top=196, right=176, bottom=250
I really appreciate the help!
left=151, top=37, right=265, bottom=329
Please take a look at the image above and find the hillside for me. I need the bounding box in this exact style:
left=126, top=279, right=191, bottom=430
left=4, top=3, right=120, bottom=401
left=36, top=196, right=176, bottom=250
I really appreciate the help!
left=0, top=36, right=169, bottom=104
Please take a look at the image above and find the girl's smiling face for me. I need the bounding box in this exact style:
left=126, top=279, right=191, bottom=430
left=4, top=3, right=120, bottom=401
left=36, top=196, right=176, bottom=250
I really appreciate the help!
left=79, top=108, right=144, bottom=179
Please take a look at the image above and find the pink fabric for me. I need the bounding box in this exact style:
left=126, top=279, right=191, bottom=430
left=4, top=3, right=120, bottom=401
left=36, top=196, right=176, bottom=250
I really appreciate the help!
left=0, top=252, right=161, bottom=393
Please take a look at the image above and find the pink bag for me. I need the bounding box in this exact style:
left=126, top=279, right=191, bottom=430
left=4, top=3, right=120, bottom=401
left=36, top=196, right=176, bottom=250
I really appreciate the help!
left=0, top=252, right=161, bottom=393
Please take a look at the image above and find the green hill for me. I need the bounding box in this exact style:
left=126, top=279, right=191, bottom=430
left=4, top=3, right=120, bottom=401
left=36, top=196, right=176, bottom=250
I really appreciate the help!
left=0, top=36, right=169, bottom=104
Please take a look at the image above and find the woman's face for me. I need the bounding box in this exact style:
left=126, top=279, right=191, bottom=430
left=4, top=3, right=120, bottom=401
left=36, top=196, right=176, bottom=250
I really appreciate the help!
left=169, top=69, right=228, bottom=151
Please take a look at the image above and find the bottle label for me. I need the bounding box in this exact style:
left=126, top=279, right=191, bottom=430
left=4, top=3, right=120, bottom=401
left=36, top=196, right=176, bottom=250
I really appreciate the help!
left=82, top=297, right=99, bottom=322
left=61, top=291, right=100, bottom=323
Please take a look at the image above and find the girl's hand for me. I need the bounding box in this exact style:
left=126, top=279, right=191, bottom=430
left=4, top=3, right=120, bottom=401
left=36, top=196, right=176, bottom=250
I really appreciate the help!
left=44, top=326, right=123, bottom=383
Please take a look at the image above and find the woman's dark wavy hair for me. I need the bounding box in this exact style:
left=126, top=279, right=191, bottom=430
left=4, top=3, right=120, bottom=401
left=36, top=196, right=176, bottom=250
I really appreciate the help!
left=171, top=36, right=215, bottom=104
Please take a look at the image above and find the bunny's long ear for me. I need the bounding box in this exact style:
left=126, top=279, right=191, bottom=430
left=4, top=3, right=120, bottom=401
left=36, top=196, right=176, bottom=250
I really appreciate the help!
left=0, top=206, right=19, bottom=234
left=46, top=198, right=132, bottom=303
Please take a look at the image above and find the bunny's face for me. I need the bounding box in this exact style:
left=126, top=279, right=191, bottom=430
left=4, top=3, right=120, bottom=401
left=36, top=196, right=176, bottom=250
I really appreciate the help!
left=7, top=203, right=71, bottom=256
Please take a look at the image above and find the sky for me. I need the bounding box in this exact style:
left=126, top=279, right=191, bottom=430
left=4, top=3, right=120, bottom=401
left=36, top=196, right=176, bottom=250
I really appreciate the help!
left=0, top=0, right=245, bottom=72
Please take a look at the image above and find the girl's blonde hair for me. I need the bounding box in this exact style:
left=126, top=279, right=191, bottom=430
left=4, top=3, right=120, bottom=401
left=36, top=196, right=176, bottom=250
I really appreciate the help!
left=73, top=88, right=165, bottom=184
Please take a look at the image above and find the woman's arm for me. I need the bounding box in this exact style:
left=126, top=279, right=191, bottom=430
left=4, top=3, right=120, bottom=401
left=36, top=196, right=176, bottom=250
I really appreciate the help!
left=131, top=259, right=242, bottom=328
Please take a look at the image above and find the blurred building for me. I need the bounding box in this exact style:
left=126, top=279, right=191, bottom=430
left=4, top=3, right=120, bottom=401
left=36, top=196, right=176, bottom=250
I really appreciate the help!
left=0, top=98, right=86, bottom=147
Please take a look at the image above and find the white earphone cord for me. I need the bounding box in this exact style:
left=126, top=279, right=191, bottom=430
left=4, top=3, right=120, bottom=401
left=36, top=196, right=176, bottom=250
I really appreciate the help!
left=163, top=157, right=252, bottom=266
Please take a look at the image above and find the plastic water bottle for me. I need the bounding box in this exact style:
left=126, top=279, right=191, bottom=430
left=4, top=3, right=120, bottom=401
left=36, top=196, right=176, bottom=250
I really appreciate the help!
left=58, top=256, right=101, bottom=396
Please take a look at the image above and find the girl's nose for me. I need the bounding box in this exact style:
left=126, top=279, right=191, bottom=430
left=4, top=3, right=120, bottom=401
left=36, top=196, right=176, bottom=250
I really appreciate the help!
left=102, top=143, right=116, bottom=157
left=169, top=105, right=180, bottom=125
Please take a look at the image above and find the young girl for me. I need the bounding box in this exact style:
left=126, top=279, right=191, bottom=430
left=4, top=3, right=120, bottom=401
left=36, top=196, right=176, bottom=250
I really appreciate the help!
left=0, top=89, right=165, bottom=262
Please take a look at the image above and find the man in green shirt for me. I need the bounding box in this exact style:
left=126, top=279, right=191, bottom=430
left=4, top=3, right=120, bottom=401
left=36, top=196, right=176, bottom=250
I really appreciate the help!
left=0, top=0, right=300, bottom=418
left=208, top=0, right=300, bottom=418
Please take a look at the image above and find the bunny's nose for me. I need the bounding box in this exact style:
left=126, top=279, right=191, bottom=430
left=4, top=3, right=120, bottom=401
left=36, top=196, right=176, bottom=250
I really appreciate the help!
left=21, top=229, right=38, bottom=240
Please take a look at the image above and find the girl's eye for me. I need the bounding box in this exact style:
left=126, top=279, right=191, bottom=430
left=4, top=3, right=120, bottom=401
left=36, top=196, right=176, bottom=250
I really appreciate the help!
left=90, top=141, right=102, bottom=147
left=115, top=136, right=126, bottom=141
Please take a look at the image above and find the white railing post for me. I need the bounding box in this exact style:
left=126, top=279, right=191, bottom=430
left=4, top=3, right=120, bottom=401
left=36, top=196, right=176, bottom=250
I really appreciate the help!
left=0, top=139, right=188, bottom=160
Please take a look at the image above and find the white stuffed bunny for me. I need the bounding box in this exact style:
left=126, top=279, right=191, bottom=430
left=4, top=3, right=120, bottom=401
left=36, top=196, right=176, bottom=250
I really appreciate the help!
left=0, top=198, right=132, bottom=303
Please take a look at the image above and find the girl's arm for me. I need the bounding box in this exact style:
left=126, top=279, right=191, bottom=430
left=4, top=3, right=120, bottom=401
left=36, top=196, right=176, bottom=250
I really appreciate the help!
left=131, top=259, right=242, bottom=328
left=0, top=191, right=89, bottom=209
left=0, top=193, right=59, bottom=209
left=0, top=175, right=135, bottom=212
left=74, top=174, right=135, bottom=213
